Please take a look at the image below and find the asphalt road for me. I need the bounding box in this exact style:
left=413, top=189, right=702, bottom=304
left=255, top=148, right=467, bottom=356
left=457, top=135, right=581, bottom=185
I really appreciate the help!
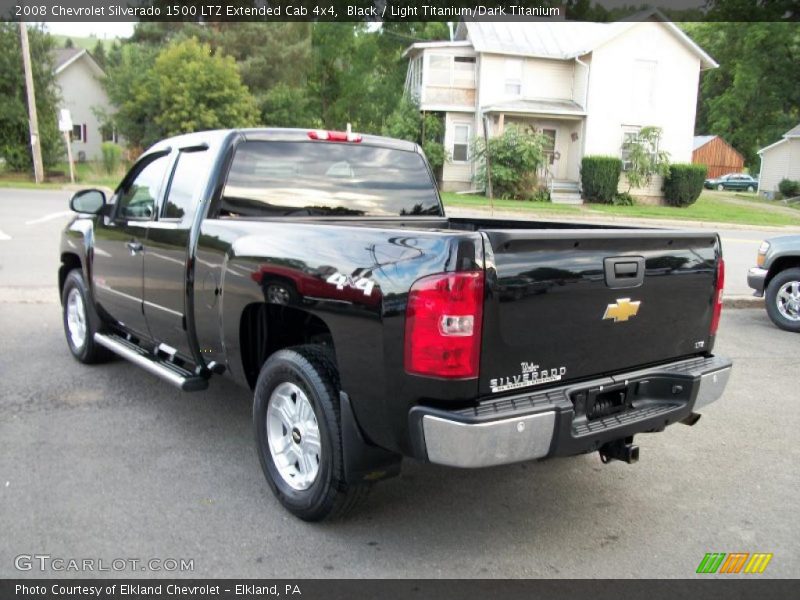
left=1, top=188, right=798, bottom=578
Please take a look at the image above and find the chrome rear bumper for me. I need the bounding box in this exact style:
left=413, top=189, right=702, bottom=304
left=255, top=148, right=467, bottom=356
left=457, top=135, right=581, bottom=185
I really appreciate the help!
left=414, top=356, right=732, bottom=468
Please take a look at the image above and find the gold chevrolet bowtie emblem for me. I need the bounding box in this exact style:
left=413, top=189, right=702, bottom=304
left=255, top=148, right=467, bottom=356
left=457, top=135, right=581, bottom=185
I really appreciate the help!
left=603, top=298, right=641, bottom=323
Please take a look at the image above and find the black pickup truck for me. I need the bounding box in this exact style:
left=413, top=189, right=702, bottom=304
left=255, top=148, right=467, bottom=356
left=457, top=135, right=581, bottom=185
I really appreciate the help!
left=60, top=128, right=732, bottom=520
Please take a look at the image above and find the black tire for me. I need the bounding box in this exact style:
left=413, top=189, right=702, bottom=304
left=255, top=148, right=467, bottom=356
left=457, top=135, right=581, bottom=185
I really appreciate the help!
left=264, top=280, right=299, bottom=306
left=61, top=269, right=113, bottom=363
left=253, top=345, right=371, bottom=521
left=747, top=185, right=755, bottom=192
left=765, top=268, right=800, bottom=333
left=717, top=184, right=725, bottom=191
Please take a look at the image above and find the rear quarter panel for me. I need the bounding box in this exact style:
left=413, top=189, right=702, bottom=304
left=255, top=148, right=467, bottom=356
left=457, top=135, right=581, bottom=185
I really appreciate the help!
left=193, top=219, right=484, bottom=453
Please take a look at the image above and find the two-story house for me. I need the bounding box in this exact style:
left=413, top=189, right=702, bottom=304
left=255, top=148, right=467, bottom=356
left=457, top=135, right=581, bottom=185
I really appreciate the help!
left=403, top=11, right=717, bottom=203
left=54, top=48, right=117, bottom=162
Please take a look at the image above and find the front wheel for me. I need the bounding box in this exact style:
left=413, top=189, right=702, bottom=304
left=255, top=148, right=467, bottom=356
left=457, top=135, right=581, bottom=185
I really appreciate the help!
left=62, top=270, right=112, bottom=363
left=253, top=345, right=371, bottom=521
left=747, top=185, right=755, bottom=192
left=717, top=184, right=725, bottom=191
left=765, top=268, right=800, bottom=332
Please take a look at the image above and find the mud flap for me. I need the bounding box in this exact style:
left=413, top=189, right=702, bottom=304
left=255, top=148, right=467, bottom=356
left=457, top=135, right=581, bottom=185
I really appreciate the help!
left=340, top=392, right=402, bottom=484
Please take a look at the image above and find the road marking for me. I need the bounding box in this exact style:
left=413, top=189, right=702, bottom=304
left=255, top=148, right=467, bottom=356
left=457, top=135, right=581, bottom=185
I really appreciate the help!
left=25, top=210, right=73, bottom=225
left=720, top=238, right=763, bottom=245
left=0, top=229, right=10, bottom=241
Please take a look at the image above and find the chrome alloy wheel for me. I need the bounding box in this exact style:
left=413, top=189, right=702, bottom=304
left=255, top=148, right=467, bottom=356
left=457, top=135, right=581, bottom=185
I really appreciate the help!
left=266, top=382, right=321, bottom=490
left=66, top=288, right=88, bottom=349
left=776, top=280, right=800, bottom=322
left=266, top=284, right=291, bottom=305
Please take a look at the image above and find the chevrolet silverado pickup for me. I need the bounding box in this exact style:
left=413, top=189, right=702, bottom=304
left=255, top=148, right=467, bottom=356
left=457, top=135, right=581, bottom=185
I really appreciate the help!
left=60, top=128, right=732, bottom=520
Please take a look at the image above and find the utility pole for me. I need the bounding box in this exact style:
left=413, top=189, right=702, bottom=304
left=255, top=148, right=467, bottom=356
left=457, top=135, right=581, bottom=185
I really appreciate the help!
left=19, top=23, right=44, bottom=184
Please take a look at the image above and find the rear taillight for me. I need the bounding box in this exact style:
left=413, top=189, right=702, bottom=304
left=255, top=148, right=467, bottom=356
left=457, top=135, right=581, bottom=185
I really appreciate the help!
left=710, top=257, right=725, bottom=336
left=404, top=271, right=484, bottom=379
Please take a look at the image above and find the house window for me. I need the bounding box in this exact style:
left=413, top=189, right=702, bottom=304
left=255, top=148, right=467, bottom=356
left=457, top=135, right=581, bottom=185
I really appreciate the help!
left=452, top=124, right=470, bottom=162
left=429, top=54, right=452, bottom=86
left=428, top=54, right=475, bottom=87
left=101, top=124, right=118, bottom=143
left=542, top=129, right=557, bottom=165
left=505, top=59, right=523, bottom=96
left=621, top=127, right=659, bottom=171
left=412, top=56, right=422, bottom=91
left=453, top=56, right=476, bottom=87
left=72, top=124, right=85, bottom=142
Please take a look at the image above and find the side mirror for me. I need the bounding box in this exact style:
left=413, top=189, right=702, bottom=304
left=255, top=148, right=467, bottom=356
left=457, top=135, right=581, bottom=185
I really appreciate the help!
left=69, top=189, right=106, bottom=214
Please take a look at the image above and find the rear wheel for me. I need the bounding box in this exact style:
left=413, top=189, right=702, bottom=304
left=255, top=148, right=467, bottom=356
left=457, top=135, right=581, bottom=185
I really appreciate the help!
left=765, top=268, right=800, bottom=332
left=62, top=270, right=112, bottom=363
left=253, top=345, right=371, bottom=520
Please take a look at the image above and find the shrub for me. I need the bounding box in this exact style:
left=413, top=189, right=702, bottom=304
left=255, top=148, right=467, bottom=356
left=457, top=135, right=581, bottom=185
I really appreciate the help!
left=530, top=187, right=551, bottom=203
left=613, top=191, right=635, bottom=206
left=100, top=142, right=122, bottom=175
left=581, top=156, right=622, bottom=204
left=664, top=163, right=707, bottom=207
left=473, top=126, right=548, bottom=200
left=778, top=178, right=800, bottom=198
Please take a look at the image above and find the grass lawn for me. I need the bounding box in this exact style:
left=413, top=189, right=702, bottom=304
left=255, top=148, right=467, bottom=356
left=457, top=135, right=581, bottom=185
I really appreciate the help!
left=441, top=191, right=800, bottom=228
left=0, top=161, right=123, bottom=190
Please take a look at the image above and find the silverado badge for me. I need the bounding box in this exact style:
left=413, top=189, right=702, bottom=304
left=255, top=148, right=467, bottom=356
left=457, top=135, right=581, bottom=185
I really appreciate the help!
left=603, top=298, right=641, bottom=323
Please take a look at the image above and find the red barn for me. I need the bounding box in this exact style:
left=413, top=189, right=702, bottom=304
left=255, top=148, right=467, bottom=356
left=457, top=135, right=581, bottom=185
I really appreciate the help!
left=692, top=135, right=745, bottom=179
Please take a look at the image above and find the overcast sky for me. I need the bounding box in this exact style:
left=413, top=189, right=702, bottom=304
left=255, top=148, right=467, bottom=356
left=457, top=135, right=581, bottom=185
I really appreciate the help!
left=44, top=22, right=135, bottom=39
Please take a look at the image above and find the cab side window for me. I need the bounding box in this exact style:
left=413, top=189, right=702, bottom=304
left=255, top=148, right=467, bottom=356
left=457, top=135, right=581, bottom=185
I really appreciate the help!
left=116, top=154, right=171, bottom=220
left=162, top=149, right=212, bottom=221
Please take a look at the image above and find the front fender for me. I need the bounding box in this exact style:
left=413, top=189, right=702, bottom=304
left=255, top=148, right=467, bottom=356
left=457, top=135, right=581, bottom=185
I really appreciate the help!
left=59, top=216, right=96, bottom=300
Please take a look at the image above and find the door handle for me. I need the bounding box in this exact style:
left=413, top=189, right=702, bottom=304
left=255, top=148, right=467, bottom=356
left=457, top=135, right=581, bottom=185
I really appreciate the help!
left=604, top=256, right=645, bottom=289
left=126, top=241, right=143, bottom=255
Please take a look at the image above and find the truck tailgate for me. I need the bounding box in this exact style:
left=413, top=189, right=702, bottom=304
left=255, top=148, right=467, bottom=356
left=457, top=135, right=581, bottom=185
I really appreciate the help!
left=479, top=229, right=721, bottom=396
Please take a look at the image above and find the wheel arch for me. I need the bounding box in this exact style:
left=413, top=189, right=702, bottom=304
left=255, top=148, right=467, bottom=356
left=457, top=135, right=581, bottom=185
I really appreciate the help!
left=59, top=252, right=83, bottom=303
left=239, top=302, right=336, bottom=390
left=766, top=256, right=800, bottom=289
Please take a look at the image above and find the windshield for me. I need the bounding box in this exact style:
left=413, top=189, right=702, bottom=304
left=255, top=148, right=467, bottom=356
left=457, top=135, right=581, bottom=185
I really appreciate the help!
left=219, top=140, right=442, bottom=218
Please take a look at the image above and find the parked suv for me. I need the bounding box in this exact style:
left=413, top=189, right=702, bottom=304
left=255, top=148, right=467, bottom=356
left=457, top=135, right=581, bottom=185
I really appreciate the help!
left=748, top=235, right=800, bottom=332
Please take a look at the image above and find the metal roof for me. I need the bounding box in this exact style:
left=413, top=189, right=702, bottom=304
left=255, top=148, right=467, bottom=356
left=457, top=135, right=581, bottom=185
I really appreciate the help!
left=52, top=47, right=105, bottom=76
left=758, top=123, right=800, bottom=154
left=53, top=48, right=85, bottom=73
left=452, top=10, right=717, bottom=69
left=784, top=123, right=800, bottom=138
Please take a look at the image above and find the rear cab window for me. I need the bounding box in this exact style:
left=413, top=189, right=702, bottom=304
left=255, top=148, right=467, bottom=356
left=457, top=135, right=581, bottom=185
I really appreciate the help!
left=218, top=141, right=442, bottom=218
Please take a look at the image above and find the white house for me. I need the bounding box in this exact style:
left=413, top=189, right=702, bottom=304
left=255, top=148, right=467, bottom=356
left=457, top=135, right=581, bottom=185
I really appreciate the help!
left=53, top=48, right=116, bottom=161
left=403, top=11, right=717, bottom=202
left=757, top=124, right=800, bottom=197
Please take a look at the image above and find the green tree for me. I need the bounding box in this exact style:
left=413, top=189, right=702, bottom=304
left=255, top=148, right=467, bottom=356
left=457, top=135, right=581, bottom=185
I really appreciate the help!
left=260, top=83, right=317, bottom=128
left=104, top=37, right=258, bottom=150
left=102, top=42, right=161, bottom=151
left=383, top=96, right=445, bottom=172
left=152, top=38, right=258, bottom=138
left=622, top=126, right=670, bottom=192
left=92, top=39, right=107, bottom=69
left=685, top=21, right=800, bottom=169
left=0, top=24, right=62, bottom=171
